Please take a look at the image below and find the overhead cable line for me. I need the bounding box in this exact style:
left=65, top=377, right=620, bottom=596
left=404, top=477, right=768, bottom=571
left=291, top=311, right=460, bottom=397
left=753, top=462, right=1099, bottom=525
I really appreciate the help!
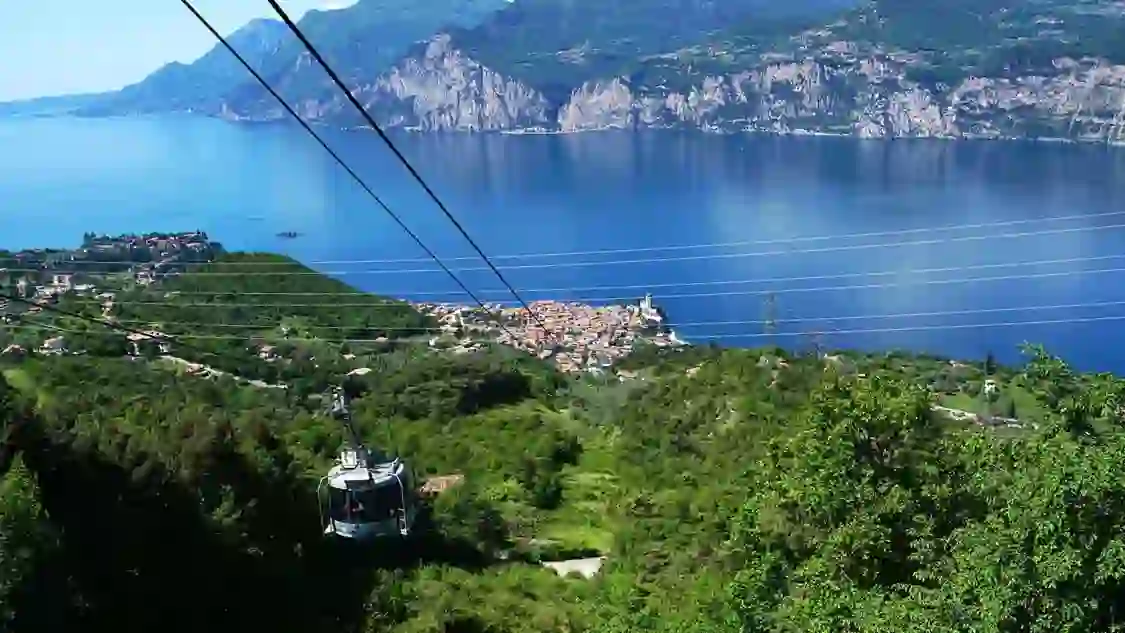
left=698, top=313, right=1125, bottom=340
left=262, top=0, right=553, bottom=335
left=21, top=220, right=1125, bottom=278
left=97, top=253, right=1125, bottom=298
left=2, top=293, right=230, bottom=362
left=36, top=209, right=1125, bottom=267
left=100, top=321, right=446, bottom=332
left=176, top=0, right=524, bottom=344
left=412, top=222, right=1125, bottom=272
left=89, top=298, right=1125, bottom=331
left=10, top=312, right=1125, bottom=344
left=83, top=264, right=1125, bottom=307
left=76, top=300, right=503, bottom=309
left=1, top=322, right=492, bottom=345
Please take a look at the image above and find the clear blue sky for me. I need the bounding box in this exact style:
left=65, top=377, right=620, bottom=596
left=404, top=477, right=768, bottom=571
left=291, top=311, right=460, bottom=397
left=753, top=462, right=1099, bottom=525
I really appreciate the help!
left=0, top=0, right=356, bottom=101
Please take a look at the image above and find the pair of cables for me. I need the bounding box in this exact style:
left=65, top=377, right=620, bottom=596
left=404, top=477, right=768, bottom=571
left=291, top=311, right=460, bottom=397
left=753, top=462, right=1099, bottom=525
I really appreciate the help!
left=5, top=1, right=560, bottom=356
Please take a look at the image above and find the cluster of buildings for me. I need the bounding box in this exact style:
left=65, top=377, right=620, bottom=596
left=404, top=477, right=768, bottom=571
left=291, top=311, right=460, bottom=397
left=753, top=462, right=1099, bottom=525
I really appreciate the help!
left=2, top=231, right=217, bottom=300
left=0, top=232, right=222, bottom=359
left=79, top=231, right=215, bottom=262
left=3, top=229, right=684, bottom=376
left=6, top=273, right=99, bottom=301
left=414, top=294, right=685, bottom=374
left=2, top=333, right=73, bottom=358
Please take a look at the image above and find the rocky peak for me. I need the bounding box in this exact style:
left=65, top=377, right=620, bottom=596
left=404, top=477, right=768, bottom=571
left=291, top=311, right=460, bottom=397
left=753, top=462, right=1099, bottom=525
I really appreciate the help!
left=424, top=33, right=457, bottom=59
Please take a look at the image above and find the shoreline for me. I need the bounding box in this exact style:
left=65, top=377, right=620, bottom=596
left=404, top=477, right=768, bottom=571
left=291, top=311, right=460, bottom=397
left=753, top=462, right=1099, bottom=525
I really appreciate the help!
left=32, top=112, right=1119, bottom=148
left=328, top=119, right=1125, bottom=148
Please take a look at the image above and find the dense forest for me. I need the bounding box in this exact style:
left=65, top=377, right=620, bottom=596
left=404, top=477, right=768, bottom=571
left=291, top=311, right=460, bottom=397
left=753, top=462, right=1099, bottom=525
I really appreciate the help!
left=5, top=338, right=1125, bottom=631
left=5, top=256, right=1125, bottom=632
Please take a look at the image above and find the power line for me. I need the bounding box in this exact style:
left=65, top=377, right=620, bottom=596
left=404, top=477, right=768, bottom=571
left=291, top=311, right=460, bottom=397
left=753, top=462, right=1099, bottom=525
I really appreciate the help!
left=263, top=0, right=553, bottom=336
left=0, top=295, right=497, bottom=384
left=694, top=313, right=1125, bottom=340
left=75, top=264, right=1125, bottom=308
left=76, top=252, right=1125, bottom=298
left=525, top=209, right=1120, bottom=257
left=450, top=222, right=1125, bottom=272
left=1, top=323, right=492, bottom=345
left=1, top=293, right=228, bottom=362
left=610, top=266, right=1125, bottom=302
left=47, top=299, right=1125, bottom=332
left=100, top=295, right=420, bottom=306
left=62, top=321, right=445, bottom=333
left=13, top=220, right=1124, bottom=278
left=10, top=312, right=1125, bottom=345
left=75, top=301, right=509, bottom=309
left=23, top=209, right=1125, bottom=267
left=676, top=299, right=1125, bottom=328
left=175, top=0, right=525, bottom=346
left=10, top=283, right=1125, bottom=364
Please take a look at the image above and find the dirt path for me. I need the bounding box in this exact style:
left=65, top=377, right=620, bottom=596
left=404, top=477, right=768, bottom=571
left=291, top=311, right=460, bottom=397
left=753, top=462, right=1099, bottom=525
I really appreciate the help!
left=159, top=355, right=287, bottom=390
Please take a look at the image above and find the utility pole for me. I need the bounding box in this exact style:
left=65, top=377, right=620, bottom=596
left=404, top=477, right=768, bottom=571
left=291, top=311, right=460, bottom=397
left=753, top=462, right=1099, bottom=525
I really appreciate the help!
left=804, top=321, right=833, bottom=362
left=811, top=330, right=824, bottom=360
left=763, top=293, right=778, bottom=347
left=800, top=329, right=820, bottom=360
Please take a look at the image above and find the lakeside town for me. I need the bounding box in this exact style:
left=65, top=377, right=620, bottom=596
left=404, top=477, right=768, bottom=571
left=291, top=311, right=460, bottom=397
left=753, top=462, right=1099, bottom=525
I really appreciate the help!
left=414, top=295, right=684, bottom=374
left=1, top=232, right=685, bottom=374
left=0, top=232, right=1028, bottom=432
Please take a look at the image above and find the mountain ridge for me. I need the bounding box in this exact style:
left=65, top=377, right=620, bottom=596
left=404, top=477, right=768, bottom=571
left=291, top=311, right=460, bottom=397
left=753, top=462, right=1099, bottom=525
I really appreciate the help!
left=6, top=0, right=1125, bottom=144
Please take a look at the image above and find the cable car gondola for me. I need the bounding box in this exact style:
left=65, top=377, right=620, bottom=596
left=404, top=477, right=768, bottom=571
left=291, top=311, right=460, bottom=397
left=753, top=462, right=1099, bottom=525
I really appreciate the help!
left=316, top=388, right=417, bottom=540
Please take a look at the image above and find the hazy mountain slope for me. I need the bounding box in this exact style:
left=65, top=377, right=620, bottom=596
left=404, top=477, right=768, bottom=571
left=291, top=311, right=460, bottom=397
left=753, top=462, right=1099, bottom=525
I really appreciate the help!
left=0, top=92, right=114, bottom=117
left=76, top=19, right=291, bottom=116
left=443, top=0, right=862, bottom=103
left=31, top=0, right=509, bottom=120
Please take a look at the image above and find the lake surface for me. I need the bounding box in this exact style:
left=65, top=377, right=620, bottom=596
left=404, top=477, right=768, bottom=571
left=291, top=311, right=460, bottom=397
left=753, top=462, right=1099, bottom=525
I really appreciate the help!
left=3, top=115, right=1125, bottom=372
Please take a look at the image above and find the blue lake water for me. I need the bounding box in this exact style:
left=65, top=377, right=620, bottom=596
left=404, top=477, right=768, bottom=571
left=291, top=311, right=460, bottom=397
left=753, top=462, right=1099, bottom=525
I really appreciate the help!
left=3, top=115, right=1125, bottom=372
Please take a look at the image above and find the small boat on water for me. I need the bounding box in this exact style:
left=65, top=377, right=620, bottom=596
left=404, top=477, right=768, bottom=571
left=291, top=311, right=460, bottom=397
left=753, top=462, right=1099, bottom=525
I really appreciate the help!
left=277, top=231, right=302, bottom=239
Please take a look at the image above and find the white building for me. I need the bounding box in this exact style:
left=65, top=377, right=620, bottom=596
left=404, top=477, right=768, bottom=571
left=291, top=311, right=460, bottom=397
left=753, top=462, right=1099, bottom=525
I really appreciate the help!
left=640, top=293, right=663, bottom=325
left=38, top=336, right=67, bottom=356
left=51, top=274, right=74, bottom=291
left=1, top=344, right=25, bottom=357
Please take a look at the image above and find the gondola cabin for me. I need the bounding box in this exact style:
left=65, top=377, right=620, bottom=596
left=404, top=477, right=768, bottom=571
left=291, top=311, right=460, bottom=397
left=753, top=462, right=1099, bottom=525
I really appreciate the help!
left=318, top=447, right=417, bottom=540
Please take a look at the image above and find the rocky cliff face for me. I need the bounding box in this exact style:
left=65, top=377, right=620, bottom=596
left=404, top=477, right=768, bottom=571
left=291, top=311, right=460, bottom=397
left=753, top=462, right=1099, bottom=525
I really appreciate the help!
left=302, top=35, right=1125, bottom=144
left=363, top=35, right=553, bottom=131
left=273, top=35, right=553, bottom=132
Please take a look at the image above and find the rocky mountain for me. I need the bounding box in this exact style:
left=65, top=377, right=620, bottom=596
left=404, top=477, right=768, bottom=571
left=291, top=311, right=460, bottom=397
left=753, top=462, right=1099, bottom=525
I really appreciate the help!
left=8, top=0, right=1125, bottom=143
left=210, top=0, right=513, bottom=120
left=293, top=0, right=1125, bottom=143
left=0, top=92, right=112, bottom=118
left=212, top=0, right=865, bottom=126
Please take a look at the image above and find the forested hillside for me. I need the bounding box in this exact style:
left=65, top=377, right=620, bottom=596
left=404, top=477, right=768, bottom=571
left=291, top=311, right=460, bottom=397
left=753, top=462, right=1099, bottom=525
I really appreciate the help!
left=5, top=251, right=1125, bottom=631
left=434, top=0, right=858, bottom=105
left=5, top=321, right=1125, bottom=631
